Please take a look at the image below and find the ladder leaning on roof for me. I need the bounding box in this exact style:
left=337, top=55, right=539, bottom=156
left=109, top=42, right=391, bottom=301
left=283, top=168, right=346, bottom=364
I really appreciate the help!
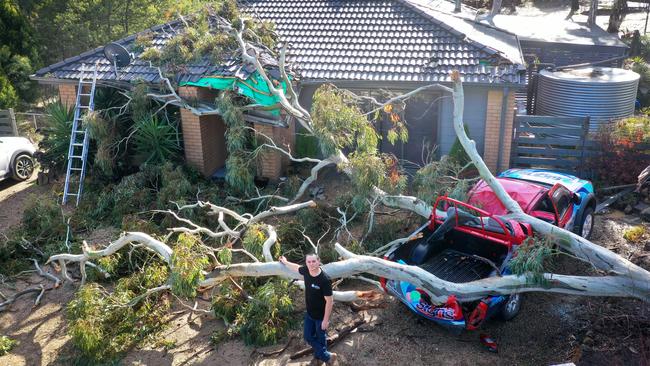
left=62, top=63, right=97, bottom=206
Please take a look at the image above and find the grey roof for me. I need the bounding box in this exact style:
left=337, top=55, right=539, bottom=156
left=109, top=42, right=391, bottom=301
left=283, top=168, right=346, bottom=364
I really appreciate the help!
left=33, top=19, right=277, bottom=85
left=34, top=0, right=525, bottom=85
left=247, top=0, right=523, bottom=83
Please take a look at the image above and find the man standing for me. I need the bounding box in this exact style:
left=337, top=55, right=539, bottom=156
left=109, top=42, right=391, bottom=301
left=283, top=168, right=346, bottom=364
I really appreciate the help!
left=279, top=254, right=337, bottom=365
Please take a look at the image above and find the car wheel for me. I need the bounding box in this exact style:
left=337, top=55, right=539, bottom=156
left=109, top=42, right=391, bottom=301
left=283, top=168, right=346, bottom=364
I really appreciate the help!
left=11, top=154, right=35, bottom=181
left=499, top=293, right=522, bottom=321
left=577, top=207, right=594, bottom=240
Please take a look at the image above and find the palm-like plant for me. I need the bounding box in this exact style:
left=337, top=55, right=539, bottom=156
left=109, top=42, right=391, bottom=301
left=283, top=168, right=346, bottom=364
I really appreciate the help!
left=38, top=101, right=74, bottom=173
left=131, top=115, right=181, bottom=165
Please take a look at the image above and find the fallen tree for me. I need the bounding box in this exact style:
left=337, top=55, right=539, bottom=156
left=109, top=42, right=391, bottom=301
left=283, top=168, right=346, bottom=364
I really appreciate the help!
left=44, top=0, right=650, bottom=306
left=31, top=0, right=650, bottom=357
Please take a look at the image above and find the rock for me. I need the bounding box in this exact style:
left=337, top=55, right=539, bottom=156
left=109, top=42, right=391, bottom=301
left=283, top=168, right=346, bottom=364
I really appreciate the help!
left=641, top=207, right=650, bottom=222
left=583, top=336, right=595, bottom=346
left=625, top=205, right=634, bottom=214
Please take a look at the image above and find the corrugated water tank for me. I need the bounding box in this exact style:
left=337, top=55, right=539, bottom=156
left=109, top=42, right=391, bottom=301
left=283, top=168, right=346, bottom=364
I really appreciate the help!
left=536, top=67, right=639, bottom=129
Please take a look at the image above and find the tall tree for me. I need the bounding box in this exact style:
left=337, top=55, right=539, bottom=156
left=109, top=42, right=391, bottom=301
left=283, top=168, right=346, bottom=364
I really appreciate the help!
left=0, top=0, right=38, bottom=108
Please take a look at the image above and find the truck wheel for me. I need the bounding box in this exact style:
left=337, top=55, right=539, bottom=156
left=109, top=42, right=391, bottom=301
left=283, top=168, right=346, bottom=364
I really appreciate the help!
left=499, top=293, right=522, bottom=321
left=577, top=206, right=594, bottom=240
left=12, top=154, right=34, bottom=181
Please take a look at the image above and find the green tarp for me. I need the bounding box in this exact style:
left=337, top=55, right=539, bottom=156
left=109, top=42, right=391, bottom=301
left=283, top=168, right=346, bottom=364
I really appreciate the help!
left=180, top=71, right=288, bottom=115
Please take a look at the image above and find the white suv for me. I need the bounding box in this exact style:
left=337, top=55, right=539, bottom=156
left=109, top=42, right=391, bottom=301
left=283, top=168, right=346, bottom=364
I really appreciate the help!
left=0, top=137, right=37, bottom=181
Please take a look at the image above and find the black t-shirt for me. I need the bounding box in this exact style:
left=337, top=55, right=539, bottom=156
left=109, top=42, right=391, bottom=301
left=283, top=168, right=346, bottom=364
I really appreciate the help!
left=299, top=266, right=333, bottom=320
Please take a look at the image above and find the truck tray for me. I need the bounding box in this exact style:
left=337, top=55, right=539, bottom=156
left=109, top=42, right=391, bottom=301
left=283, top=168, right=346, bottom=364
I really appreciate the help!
left=419, top=249, right=494, bottom=283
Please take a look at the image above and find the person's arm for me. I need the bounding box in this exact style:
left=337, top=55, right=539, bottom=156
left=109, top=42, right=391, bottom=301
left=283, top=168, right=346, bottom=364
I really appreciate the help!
left=278, top=256, right=301, bottom=273
left=321, top=295, right=334, bottom=330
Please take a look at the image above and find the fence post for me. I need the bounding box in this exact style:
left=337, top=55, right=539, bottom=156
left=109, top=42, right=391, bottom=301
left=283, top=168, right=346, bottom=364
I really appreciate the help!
left=578, top=116, right=590, bottom=177
left=9, top=108, right=18, bottom=136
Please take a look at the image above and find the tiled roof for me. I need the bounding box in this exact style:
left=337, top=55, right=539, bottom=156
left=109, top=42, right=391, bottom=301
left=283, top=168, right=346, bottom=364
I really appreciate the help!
left=247, top=0, right=523, bottom=83
left=33, top=0, right=524, bottom=85
left=32, top=19, right=276, bottom=85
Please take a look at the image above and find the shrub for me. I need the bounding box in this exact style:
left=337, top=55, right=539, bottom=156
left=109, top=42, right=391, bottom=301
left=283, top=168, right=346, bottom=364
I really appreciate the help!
left=170, top=234, right=209, bottom=298
left=412, top=156, right=472, bottom=204
left=509, top=236, right=555, bottom=285
left=587, top=117, right=650, bottom=186
left=67, top=263, right=170, bottom=362
left=38, top=101, right=74, bottom=173
left=131, top=115, right=182, bottom=166
left=212, top=279, right=296, bottom=346
left=623, top=226, right=646, bottom=242
left=0, top=335, right=16, bottom=356
left=448, top=124, right=472, bottom=167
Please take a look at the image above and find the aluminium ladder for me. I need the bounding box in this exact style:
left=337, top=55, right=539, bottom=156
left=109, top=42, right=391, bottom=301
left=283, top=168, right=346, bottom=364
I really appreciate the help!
left=62, top=63, right=97, bottom=206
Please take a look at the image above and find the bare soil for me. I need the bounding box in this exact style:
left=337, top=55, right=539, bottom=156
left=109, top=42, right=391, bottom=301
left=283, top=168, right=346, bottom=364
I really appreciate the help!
left=0, top=173, right=47, bottom=235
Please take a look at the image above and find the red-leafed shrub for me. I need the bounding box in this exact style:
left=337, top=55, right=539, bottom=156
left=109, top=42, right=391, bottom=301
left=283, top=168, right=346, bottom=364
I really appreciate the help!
left=588, top=116, right=650, bottom=186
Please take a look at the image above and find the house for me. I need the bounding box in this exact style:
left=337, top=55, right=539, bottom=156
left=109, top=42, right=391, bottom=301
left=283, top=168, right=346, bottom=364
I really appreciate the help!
left=32, top=0, right=528, bottom=180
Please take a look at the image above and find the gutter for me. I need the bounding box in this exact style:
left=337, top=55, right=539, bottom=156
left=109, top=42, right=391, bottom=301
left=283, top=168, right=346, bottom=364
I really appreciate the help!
left=496, top=86, right=510, bottom=173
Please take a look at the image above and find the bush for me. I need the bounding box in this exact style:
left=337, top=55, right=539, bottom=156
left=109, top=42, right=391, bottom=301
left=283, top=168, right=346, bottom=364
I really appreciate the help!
left=67, top=263, right=170, bottom=362
left=623, top=226, right=646, bottom=243
left=38, top=101, right=74, bottom=173
left=170, top=234, right=209, bottom=298
left=0, top=335, right=16, bottom=356
left=412, top=156, right=472, bottom=204
left=131, top=115, right=182, bottom=166
left=212, top=279, right=296, bottom=346
left=588, top=117, right=650, bottom=186
left=448, top=124, right=472, bottom=167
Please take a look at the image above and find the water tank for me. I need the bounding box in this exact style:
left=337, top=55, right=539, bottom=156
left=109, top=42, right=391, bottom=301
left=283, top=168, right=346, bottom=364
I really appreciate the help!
left=536, top=67, right=639, bottom=130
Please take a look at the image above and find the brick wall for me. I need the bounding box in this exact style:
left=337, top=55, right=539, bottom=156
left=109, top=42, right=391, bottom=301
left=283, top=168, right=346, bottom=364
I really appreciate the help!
left=254, top=118, right=294, bottom=181
left=179, top=86, right=226, bottom=176
left=483, top=89, right=515, bottom=173
left=58, top=84, right=77, bottom=108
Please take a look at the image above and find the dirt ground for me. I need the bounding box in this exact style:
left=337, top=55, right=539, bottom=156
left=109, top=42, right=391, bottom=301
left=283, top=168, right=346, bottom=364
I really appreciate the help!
left=0, top=173, right=47, bottom=235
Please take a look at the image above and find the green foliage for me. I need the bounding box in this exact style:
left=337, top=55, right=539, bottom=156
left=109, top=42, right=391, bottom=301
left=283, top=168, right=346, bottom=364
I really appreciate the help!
left=212, top=279, right=295, bottom=346
left=0, top=335, right=17, bottom=356
left=347, top=152, right=406, bottom=211
left=131, top=115, right=182, bottom=166
left=90, top=170, right=155, bottom=225
left=0, top=194, right=67, bottom=274
left=412, top=156, right=471, bottom=204
left=509, top=236, right=554, bottom=285
left=242, top=224, right=278, bottom=260
left=0, top=73, right=18, bottom=109
left=157, top=163, right=194, bottom=208
left=149, top=1, right=276, bottom=72
left=170, top=233, right=209, bottom=298
left=217, top=93, right=256, bottom=193
left=312, top=84, right=379, bottom=156
left=623, top=225, right=646, bottom=243
left=448, top=124, right=472, bottom=167
left=38, top=101, right=74, bottom=173
left=0, top=0, right=38, bottom=107
left=363, top=219, right=407, bottom=253
left=295, top=132, right=320, bottom=159
left=67, top=264, right=170, bottom=362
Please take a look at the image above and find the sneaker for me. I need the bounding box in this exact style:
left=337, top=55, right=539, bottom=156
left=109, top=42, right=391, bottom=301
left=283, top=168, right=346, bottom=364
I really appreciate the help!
left=326, top=353, right=338, bottom=365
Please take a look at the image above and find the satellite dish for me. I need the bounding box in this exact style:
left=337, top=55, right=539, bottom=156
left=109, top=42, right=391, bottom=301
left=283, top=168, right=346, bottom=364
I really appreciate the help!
left=103, top=42, right=132, bottom=77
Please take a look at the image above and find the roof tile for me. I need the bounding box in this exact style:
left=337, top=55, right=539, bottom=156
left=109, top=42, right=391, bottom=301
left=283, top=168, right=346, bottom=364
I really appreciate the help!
left=35, top=0, right=522, bottom=84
